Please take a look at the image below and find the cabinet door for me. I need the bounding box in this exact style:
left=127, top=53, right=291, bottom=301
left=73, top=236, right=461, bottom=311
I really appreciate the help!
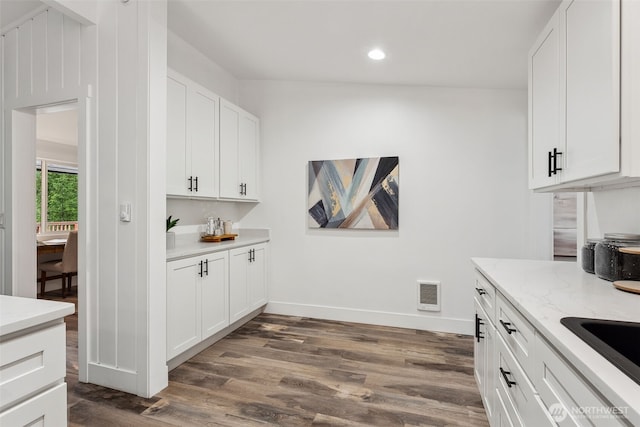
left=248, top=244, right=267, bottom=310
left=189, top=87, right=219, bottom=198
left=239, top=113, right=259, bottom=200
left=229, top=247, right=249, bottom=323
left=167, top=76, right=189, bottom=196
left=528, top=13, right=562, bottom=189
left=167, top=257, right=201, bottom=360
left=474, top=299, right=495, bottom=424
left=201, top=251, right=229, bottom=339
left=563, top=0, right=620, bottom=182
left=220, top=100, right=241, bottom=198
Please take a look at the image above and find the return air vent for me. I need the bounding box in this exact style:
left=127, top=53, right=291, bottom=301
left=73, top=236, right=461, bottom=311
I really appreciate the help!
left=417, top=280, right=441, bottom=312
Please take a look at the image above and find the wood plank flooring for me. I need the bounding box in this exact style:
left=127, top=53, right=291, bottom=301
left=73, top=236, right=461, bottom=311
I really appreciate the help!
left=44, top=292, right=488, bottom=426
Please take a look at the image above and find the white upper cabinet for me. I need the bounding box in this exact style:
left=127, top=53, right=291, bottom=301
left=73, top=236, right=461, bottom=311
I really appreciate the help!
left=219, top=99, right=260, bottom=201
left=528, top=13, right=562, bottom=189
left=528, top=0, right=640, bottom=191
left=166, top=70, right=219, bottom=198
left=563, top=0, right=620, bottom=182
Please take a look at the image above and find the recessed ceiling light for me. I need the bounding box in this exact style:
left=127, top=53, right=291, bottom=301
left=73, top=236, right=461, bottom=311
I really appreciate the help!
left=368, top=48, right=386, bottom=61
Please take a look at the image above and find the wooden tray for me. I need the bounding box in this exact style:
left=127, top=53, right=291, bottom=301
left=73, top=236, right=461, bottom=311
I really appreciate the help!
left=200, top=233, right=238, bottom=243
left=613, top=280, right=640, bottom=295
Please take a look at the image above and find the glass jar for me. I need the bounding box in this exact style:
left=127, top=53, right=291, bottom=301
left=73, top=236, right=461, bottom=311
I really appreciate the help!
left=594, top=233, right=640, bottom=281
left=581, top=239, right=600, bottom=274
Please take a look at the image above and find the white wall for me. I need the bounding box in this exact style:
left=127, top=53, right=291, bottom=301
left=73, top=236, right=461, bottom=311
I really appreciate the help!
left=168, top=30, right=239, bottom=103
left=239, top=80, right=552, bottom=334
left=2, top=0, right=168, bottom=398
left=584, top=187, right=640, bottom=237
left=2, top=6, right=84, bottom=297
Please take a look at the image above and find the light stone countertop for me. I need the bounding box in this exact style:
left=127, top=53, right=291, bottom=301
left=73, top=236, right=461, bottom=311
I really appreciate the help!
left=166, top=228, right=270, bottom=261
left=0, top=295, right=75, bottom=336
left=472, top=258, right=640, bottom=425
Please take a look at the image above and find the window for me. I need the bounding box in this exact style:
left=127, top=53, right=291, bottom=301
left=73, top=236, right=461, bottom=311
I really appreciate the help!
left=36, top=160, right=78, bottom=234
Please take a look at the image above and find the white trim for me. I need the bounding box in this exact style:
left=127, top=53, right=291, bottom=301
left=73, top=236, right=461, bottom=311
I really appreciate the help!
left=87, top=363, right=138, bottom=394
left=0, top=5, right=49, bottom=36
left=265, top=301, right=473, bottom=335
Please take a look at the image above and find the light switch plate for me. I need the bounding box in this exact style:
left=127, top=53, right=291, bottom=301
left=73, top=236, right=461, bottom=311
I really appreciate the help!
left=120, top=203, right=131, bottom=222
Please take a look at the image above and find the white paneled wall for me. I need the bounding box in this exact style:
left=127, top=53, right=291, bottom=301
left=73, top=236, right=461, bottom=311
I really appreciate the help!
left=2, top=8, right=82, bottom=107
left=2, top=0, right=168, bottom=398
left=2, top=7, right=86, bottom=298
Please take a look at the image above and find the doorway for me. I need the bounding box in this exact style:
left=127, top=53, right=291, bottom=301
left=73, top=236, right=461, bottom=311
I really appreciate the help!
left=36, top=102, right=79, bottom=296
left=9, top=99, right=87, bottom=384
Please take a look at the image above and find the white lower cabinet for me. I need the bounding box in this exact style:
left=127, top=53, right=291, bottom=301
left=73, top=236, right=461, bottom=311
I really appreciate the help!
left=229, top=243, right=267, bottom=324
left=474, top=268, right=626, bottom=427
left=167, top=243, right=268, bottom=362
left=495, top=333, right=553, bottom=427
left=0, top=320, right=69, bottom=426
left=167, top=251, right=229, bottom=361
left=0, top=383, right=67, bottom=426
left=474, top=298, right=496, bottom=424
left=534, top=334, right=627, bottom=427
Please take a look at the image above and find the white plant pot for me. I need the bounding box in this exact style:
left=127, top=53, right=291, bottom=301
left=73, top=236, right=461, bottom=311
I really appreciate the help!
left=166, top=231, right=175, bottom=249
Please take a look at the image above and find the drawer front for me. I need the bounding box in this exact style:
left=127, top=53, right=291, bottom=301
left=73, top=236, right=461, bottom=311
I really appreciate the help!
left=0, top=323, right=66, bottom=410
left=496, top=334, right=553, bottom=427
left=0, top=382, right=67, bottom=426
left=495, top=385, right=517, bottom=427
left=534, top=335, right=627, bottom=427
left=496, top=292, right=535, bottom=379
left=474, top=271, right=496, bottom=323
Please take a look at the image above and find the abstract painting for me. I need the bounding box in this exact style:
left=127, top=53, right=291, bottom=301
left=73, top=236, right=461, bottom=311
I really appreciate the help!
left=308, top=156, right=399, bottom=229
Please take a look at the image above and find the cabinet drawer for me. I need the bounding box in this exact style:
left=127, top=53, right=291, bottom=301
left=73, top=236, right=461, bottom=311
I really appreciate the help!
left=534, top=334, right=627, bottom=427
left=496, top=292, right=535, bottom=379
left=0, top=323, right=66, bottom=411
left=496, top=334, right=553, bottom=427
left=474, top=271, right=496, bottom=323
left=0, top=382, right=66, bottom=426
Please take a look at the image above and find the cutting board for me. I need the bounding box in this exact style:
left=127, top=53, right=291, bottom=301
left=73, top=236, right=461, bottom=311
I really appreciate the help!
left=613, top=280, right=640, bottom=295
left=200, top=233, right=238, bottom=243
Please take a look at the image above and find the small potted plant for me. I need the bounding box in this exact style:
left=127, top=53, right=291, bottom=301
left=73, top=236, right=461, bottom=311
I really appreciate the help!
left=166, top=215, right=179, bottom=249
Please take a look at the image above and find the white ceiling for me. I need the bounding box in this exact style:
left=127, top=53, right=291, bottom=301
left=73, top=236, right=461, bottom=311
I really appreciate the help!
left=37, top=108, right=78, bottom=146
left=2, top=0, right=561, bottom=90
left=167, top=0, right=561, bottom=89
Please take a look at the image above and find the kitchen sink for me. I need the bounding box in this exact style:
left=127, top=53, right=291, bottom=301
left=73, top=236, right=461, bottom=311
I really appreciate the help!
left=561, top=317, right=640, bottom=386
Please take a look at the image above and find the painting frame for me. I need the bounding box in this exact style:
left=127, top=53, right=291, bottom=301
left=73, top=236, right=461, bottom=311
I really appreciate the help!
left=307, top=156, right=399, bottom=230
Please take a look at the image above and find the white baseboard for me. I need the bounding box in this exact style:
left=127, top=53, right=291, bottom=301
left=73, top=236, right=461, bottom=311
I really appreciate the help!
left=87, top=363, right=137, bottom=395
left=265, top=301, right=473, bottom=335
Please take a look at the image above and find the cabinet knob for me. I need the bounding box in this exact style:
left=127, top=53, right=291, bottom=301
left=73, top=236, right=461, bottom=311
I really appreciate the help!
left=194, top=176, right=199, bottom=192
left=188, top=176, right=193, bottom=192
left=475, top=287, right=487, bottom=296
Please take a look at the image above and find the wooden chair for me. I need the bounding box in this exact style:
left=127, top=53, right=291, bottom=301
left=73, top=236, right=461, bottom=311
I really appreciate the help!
left=38, top=230, right=78, bottom=297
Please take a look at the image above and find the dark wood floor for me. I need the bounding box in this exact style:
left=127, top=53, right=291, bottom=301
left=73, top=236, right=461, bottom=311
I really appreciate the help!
left=43, top=290, right=488, bottom=426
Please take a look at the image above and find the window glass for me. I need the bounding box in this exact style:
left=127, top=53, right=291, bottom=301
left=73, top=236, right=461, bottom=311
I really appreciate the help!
left=47, top=166, right=78, bottom=222
left=36, top=160, right=78, bottom=234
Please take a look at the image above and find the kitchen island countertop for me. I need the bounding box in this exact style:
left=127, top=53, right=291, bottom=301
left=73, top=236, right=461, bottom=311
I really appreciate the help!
left=472, top=258, right=640, bottom=425
left=0, top=295, right=75, bottom=336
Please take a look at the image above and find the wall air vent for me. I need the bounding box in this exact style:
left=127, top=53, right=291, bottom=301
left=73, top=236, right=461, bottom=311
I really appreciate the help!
left=417, top=280, right=441, bottom=312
